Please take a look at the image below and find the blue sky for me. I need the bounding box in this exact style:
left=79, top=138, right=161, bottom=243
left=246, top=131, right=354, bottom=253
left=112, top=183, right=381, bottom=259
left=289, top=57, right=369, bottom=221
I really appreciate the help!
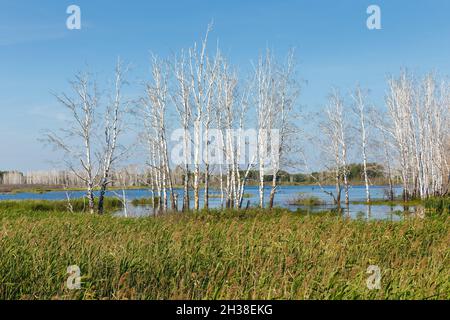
left=1, top=0, right=450, bottom=171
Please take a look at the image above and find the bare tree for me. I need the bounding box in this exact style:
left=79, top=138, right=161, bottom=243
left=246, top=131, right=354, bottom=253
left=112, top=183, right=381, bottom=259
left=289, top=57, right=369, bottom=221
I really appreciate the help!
left=187, top=24, right=219, bottom=210
left=98, top=59, right=129, bottom=214
left=386, top=70, right=449, bottom=200
left=216, top=57, right=237, bottom=208
left=140, top=55, right=176, bottom=213
left=253, top=50, right=275, bottom=208
left=318, top=89, right=349, bottom=206
left=267, top=50, right=300, bottom=209
left=202, top=49, right=221, bottom=209
left=173, top=50, right=192, bottom=211
left=46, top=71, right=100, bottom=214
left=351, top=86, right=371, bottom=204
left=334, top=92, right=350, bottom=206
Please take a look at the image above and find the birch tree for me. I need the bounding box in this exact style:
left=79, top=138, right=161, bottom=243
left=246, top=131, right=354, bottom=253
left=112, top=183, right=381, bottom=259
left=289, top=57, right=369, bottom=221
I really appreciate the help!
left=187, top=24, right=219, bottom=210
left=351, top=86, right=371, bottom=204
left=386, top=70, right=449, bottom=199
left=217, top=58, right=238, bottom=208
left=98, top=59, right=129, bottom=214
left=46, top=71, right=100, bottom=214
left=370, top=110, right=396, bottom=201
left=335, top=92, right=350, bottom=206
left=202, top=50, right=220, bottom=209
left=267, top=50, right=299, bottom=209
left=253, top=50, right=275, bottom=208
left=316, top=90, right=349, bottom=206
left=211, top=53, right=257, bottom=209
left=141, top=55, right=176, bottom=212
left=173, top=50, right=192, bottom=211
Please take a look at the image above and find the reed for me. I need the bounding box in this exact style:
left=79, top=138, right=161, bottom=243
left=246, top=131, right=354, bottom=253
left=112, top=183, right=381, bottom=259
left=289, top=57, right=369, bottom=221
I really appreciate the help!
left=131, top=197, right=158, bottom=206
left=0, top=207, right=448, bottom=300
left=0, top=198, right=123, bottom=213
left=288, top=194, right=325, bottom=206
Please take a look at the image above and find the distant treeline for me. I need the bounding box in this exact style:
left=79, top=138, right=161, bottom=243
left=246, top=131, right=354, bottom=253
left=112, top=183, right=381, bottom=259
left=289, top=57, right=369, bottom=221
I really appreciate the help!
left=0, top=167, right=144, bottom=187
left=239, top=163, right=397, bottom=185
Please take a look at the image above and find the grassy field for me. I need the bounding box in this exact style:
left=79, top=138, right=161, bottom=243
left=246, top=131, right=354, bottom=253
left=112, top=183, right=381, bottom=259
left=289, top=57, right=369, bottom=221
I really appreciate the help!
left=0, top=206, right=448, bottom=300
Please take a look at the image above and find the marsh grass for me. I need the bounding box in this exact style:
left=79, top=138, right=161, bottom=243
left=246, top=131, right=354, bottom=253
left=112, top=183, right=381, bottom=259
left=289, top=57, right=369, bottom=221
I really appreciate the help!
left=208, top=193, right=253, bottom=199
left=288, top=194, right=325, bottom=206
left=130, top=194, right=253, bottom=207
left=424, top=197, right=450, bottom=215
left=131, top=197, right=158, bottom=207
left=351, top=196, right=449, bottom=216
left=351, top=199, right=423, bottom=206
left=0, top=207, right=448, bottom=300
left=0, top=198, right=123, bottom=213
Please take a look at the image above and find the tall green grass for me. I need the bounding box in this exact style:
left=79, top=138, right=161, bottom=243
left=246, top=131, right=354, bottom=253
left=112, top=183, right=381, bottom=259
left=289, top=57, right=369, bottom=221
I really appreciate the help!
left=288, top=194, right=325, bottom=206
left=424, top=197, right=450, bottom=215
left=0, top=208, right=448, bottom=300
left=0, top=198, right=123, bottom=214
left=130, top=197, right=158, bottom=206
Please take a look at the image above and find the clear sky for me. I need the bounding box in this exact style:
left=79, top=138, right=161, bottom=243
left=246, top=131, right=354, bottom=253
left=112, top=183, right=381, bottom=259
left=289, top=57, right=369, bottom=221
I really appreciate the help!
left=1, top=0, right=450, bottom=171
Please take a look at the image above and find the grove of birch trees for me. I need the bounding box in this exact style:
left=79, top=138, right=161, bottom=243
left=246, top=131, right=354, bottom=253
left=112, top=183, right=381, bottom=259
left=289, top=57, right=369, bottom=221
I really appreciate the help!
left=385, top=71, right=449, bottom=200
left=40, top=29, right=449, bottom=214
left=138, top=28, right=299, bottom=212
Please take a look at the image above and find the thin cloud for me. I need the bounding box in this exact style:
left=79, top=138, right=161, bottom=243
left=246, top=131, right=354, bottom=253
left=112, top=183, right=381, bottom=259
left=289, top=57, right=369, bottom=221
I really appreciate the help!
left=0, top=21, right=92, bottom=46
left=0, top=24, right=67, bottom=46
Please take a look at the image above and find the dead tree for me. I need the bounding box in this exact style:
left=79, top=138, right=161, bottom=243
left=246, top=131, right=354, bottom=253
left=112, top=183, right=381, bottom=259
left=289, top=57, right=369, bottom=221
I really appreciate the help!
left=46, top=71, right=100, bottom=214
left=351, top=86, right=371, bottom=204
left=174, top=50, right=192, bottom=211
left=98, top=59, right=128, bottom=214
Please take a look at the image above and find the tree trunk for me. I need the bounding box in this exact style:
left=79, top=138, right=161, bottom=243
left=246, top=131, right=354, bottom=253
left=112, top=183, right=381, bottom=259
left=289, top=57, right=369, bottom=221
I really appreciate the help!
left=182, top=167, right=190, bottom=212
left=87, top=184, right=95, bottom=214
left=258, top=165, right=265, bottom=208
left=269, top=172, right=277, bottom=209
left=204, top=163, right=209, bottom=209
left=98, top=180, right=107, bottom=215
left=335, top=168, right=341, bottom=207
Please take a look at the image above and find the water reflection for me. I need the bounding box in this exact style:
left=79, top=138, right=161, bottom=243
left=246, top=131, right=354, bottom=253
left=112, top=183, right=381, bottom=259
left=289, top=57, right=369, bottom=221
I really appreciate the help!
left=114, top=200, right=423, bottom=222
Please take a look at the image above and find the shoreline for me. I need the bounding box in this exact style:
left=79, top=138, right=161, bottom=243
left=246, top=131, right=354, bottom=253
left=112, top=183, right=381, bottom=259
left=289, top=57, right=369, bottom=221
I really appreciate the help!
left=0, top=183, right=403, bottom=195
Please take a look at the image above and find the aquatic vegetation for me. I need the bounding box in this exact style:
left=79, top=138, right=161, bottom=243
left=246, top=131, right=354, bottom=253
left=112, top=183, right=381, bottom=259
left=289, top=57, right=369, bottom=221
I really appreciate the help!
left=0, top=208, right=448, bottom=300
left=288, top=194, right=325, bottom=206
left=351, top=199, right=422, bottom=206
left=0, top=198, right=123, bottom=213
left=131, top=197, right=158, bottom=206
left=208, top=193, right=253, bottom=199
left=351, top=196, right=450, bottom=216
left=424, top=197, right=450, bottom=215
